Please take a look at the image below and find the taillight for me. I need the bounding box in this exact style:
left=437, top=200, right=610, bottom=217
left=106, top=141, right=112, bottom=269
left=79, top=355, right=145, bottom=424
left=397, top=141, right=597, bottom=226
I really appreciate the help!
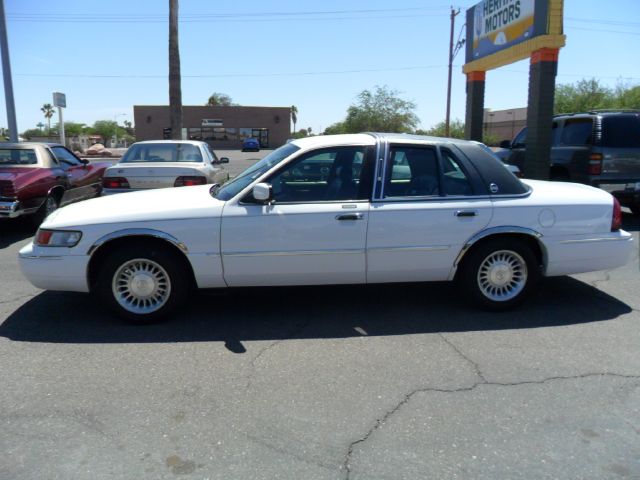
left=102, top=177, right=129, bottom=189
left=35, top=229, right=53, bottom=245
left=611, top=197, right=622, bottom=231
left=174, top=176, right=206, bottom=187
left=587, top=153, right=603, bottom=176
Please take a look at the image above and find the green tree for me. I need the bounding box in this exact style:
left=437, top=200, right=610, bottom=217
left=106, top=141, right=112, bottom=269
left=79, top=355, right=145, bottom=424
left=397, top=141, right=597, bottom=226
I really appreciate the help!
left=613, top=84, right=640, bottom=109
left=41, top=103, right=55, bottom=134
left=64, top=122, right=87, bottom=137
left=92, top=120, right=120, bottom=143
left=206, top=93, right=235, bottom=106
left=554, top=78, right=615, bottom=114
left=323, top=122, right=347, bottom=135
left=290, top=105, right=298, bottom=134
left=421, top=119, right=465, bottom=139
left=21, top=128, right=45, bottom=140
left=169, top=0, right=183, bottom=139
left=339, top=85, right=419, bottom=133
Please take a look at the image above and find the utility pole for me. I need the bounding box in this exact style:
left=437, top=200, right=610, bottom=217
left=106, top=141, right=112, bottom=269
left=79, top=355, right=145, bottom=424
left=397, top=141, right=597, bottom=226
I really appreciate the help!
left=0, top=0, right=18, bottom=142
left=445, top=6, right=461, bottom=138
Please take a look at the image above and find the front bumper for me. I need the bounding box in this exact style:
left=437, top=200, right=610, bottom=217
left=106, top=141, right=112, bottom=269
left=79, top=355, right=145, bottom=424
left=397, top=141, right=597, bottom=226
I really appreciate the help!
left=18, top=242, right=90, bottom=292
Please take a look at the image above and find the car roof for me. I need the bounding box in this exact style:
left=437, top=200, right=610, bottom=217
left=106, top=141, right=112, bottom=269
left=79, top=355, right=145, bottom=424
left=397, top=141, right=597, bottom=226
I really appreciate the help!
left=131, top=140, right=206, bottom=146
left=288, top=133, right=478, bottom=149
left=0, top=142, right=61, bottom=149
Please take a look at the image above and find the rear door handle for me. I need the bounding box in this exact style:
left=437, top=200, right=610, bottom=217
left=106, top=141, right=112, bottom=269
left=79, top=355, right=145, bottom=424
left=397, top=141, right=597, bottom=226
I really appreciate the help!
left=455, top=210, right=478, bottom=217
left=336, top=213, right=364, bottom=221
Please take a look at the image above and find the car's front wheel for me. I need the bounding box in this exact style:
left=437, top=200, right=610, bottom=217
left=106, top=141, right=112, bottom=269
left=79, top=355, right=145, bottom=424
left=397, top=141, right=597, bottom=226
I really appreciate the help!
left=458, top=238, right=540, bottom=310
left=95, top=244, right=189, bottom=323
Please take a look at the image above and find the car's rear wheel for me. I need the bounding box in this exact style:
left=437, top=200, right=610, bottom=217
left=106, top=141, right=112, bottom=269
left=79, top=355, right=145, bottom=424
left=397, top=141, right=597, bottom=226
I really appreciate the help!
left=459, top=238, right=540, bottom=310
left=31, top=195, right=59, bottom=226
left=95, top=245, right=189, bottom=323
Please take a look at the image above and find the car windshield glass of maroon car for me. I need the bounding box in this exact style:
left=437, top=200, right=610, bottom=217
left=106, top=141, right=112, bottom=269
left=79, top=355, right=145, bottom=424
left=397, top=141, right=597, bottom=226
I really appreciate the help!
left=0, top=148, right=38, bottom=165
left=121, top=143, right=203, bottom=163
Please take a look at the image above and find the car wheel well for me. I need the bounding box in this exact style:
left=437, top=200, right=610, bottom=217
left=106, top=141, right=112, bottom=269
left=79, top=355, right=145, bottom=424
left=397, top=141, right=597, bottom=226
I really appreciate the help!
left=48, top=186, right=64, bottom=203
left=87, top=236, right=196, bottom=292
left=456, top=233, right=544, bottom=278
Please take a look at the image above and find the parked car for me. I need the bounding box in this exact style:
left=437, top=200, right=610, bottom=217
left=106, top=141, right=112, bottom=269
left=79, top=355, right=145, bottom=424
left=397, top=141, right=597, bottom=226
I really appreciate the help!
left=500, top=110, right=640, bottom=215
left=101, top=140, right=229, bottom=195
left=19, top=133, right=632, bottom=322
left=471, top=141, right=523, bottom=177
left=0, top=142, right=110, bottom=224
left=242, top=137, right=260, bottom=152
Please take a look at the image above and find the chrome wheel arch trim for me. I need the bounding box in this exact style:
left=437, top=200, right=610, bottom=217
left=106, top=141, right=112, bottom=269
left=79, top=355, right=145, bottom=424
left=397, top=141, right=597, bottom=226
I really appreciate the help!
left=449, top=226, right=546, bottom=280
left=87, top=228, right=188, bottom=256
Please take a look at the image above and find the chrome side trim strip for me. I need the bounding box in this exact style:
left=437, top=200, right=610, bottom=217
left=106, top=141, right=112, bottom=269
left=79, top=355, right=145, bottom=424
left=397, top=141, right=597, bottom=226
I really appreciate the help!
left=224, top=248, right=363, bottom=258
left=558, top=237, right=633, bottom=244
left=87, top=228, right=188, bottom=255
left=449, top=226, right=545, bottom=280
left=18, top=254, right=63, bottom=260
left=368, top=245, right=450, bottom=253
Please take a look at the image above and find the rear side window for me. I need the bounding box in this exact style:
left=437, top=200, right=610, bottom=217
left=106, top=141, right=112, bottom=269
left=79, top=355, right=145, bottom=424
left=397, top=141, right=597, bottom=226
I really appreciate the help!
left=384, top=146, right=439, bottom=198
left=440, top=149, right=474, bottom=196
left=602, top=115, right=640, bottom=148
left=0, top=148, right=37, bottom=165
left=560, top=118, right=593, bottom=146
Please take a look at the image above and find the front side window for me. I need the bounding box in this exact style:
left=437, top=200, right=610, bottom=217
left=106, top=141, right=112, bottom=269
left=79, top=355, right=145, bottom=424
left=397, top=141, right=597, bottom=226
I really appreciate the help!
left=265, top=146, right=368, bottom=203
left=384, top=146, right=439, bottom=198
left=121, top=143, right=203, bottom=163
left=512, top=128, right=527, bottom=148
left=560, top=118, right=593, bottom=145
left=51, top=146, right=81, bottom=166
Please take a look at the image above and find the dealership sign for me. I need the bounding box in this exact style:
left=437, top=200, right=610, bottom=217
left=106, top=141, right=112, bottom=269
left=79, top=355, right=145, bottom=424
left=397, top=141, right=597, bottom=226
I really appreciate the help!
left=466, top=0, right=549, bottom=63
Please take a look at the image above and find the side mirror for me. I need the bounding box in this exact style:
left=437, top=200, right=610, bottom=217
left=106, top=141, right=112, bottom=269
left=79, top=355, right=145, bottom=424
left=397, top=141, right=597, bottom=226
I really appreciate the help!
left=252, top=182, right=272, bottom=203
left=220, top=157, right=230, bottom=164
left=80, top=158, right=89, bottom=165
left=499, top=140, right=511, bottom=149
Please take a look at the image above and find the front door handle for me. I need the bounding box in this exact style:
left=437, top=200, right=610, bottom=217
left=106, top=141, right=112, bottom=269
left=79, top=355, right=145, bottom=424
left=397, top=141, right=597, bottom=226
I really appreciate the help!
left=455, top=210, right=478, bottom=217
left=336, top=213, right=364, bottom=221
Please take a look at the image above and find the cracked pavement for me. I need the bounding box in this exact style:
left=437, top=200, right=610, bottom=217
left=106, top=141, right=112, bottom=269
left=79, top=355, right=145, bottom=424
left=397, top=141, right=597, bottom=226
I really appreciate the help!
left=0, top=215, right=638, bottom=479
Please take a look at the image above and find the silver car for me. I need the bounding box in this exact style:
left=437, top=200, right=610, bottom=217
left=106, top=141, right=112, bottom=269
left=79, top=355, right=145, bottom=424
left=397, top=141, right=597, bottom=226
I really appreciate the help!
left=101, top=140, right=229, bottom=194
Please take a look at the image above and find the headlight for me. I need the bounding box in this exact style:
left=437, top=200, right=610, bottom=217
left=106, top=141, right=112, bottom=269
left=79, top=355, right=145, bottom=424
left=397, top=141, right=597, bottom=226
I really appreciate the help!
left=34, top=229, right=82, bottom=247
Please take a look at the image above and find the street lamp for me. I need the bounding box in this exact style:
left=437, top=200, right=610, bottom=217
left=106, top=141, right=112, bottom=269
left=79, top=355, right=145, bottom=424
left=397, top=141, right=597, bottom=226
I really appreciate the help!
left=114, top=113, right=127, bottom=148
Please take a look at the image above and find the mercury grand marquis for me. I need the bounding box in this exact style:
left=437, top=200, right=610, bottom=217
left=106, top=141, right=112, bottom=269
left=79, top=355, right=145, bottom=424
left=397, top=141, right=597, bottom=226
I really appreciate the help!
left=19, top=133, right=633, bottom=322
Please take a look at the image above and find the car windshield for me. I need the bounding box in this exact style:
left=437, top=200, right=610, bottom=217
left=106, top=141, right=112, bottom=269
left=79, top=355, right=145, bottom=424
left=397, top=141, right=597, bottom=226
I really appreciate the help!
left=120, top=143, right=203, bottom=163
left=0, top=148, right=38, bottom=165
left=213, top=143, right=300, bottom=200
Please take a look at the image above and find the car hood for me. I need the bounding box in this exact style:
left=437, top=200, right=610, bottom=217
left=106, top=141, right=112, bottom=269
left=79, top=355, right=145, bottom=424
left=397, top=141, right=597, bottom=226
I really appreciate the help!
left=42, top=184, right=225, bottom=229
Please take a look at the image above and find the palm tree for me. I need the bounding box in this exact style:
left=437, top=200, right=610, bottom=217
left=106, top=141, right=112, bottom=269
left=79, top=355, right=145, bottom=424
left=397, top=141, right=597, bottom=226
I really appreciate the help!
left=291, top=105, right=298, bottom=135
left=169, top=0, right=182, bottom=140
left=41, top=103, right=54, bottom=134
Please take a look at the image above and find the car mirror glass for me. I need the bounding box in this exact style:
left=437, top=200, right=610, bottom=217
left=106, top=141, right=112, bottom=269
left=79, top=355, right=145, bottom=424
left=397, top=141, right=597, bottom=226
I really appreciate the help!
left=220, top=157, right=230, bottom=164
left=499, top=140, right=511, bottom=149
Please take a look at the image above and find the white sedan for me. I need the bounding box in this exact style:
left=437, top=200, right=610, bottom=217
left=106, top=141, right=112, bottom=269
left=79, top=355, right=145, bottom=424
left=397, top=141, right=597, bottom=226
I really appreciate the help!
left=19, top=133, right=633, bottom=322
left=101, top=140, right=229, bottom=194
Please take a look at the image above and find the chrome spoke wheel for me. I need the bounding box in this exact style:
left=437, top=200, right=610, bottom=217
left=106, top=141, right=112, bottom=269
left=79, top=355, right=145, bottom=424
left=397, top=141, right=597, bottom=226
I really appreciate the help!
left=477, top=249, right=528, bottom=302
left=111, top=258, right=171, bottom=315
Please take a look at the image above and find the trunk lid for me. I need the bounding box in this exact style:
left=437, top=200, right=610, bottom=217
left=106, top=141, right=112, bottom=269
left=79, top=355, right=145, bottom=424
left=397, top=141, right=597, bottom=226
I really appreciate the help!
left=105, top=163, right=205, bottom=189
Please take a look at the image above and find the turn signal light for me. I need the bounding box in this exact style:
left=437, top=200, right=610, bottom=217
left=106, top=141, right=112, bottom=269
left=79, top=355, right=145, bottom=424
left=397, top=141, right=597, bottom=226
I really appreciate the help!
left=102, top=177, right=130, bottom=189
left=611, top=197, right=622, bottom=231
left=587, top=153, right=603, bottom=176
left=174, top=176, right=207, bottom=187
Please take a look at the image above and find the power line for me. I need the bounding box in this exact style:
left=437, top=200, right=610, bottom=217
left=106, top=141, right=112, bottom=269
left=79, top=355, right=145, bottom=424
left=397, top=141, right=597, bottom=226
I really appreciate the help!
left=566, top=16, right=640, bottom=28
left=567, top=26, right=640, bottom=36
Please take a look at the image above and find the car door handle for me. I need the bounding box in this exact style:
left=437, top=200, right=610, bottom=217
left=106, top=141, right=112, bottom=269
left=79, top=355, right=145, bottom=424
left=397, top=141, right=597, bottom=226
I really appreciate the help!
left=455, top=210, right=478, bottom=217
left=336, top=213, right=364, bottom=221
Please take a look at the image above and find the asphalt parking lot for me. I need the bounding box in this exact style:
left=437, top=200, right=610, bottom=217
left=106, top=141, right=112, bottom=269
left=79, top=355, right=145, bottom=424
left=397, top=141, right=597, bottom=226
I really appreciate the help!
left=0, top=182, right=639, bottom=478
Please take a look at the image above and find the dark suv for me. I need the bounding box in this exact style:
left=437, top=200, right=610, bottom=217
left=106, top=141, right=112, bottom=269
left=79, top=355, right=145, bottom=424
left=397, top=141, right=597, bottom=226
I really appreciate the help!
left=502, top=111, right=640, bottom=215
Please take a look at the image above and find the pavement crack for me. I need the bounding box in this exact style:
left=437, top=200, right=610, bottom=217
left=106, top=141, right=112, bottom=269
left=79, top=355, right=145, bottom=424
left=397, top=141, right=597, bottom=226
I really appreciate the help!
left=438, top=333, right=487, bottom=383
left=244, top=320, right=311, bottom=390
left=342, top=372, right=640, bottom=479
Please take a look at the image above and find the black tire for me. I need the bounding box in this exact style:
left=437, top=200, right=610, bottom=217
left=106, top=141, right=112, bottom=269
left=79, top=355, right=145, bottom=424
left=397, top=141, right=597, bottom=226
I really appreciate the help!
left=95, top=244, right=190, bottom=323
left=31, top=195, right=59, bottom=227
left=458, top=238, right=540, bottom=311
left=630, top=204, right=640, bottom=216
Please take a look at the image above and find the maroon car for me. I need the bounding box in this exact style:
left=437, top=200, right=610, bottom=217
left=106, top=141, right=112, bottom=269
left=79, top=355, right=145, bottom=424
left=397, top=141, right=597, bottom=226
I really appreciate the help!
left=0, top=143, right=111, bottom=224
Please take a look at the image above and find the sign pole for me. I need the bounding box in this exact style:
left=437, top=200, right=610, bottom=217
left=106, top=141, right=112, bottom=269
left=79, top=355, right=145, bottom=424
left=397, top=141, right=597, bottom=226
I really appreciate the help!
left=58, top=106, right=65, bottom=146
left=0, top=0, right=18, bottom=142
